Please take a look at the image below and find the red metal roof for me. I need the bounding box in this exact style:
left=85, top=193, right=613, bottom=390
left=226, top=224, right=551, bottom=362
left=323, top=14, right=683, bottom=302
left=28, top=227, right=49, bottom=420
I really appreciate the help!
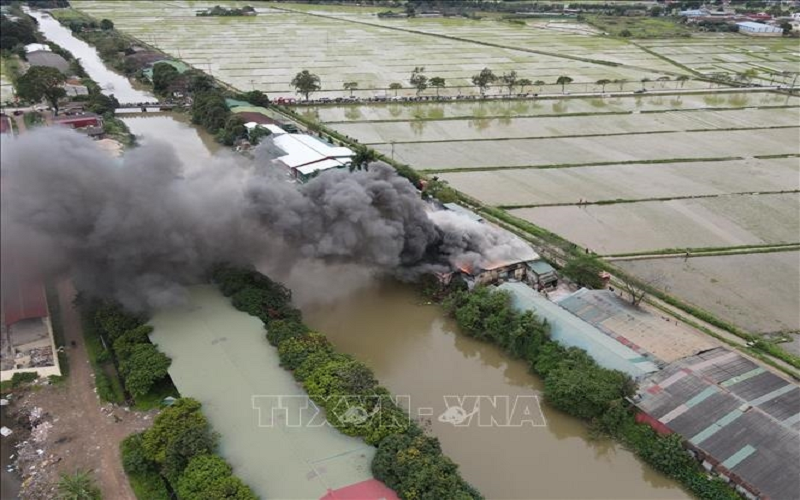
left=1, top=255, right=48, bottom=327
left=319, top=479, right=399, bottom=500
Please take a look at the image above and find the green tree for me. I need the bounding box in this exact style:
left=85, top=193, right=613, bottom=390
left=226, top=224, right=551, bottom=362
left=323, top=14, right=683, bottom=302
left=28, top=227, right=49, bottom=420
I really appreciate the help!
left=142, top=398, right=216, bottom=467
left=120, top=343, right=171, bottom=397
left=16, top=66, right=67, bottom=114
left=500, top=70, right=518, bottom=95
left=350, top=145, right=378, bottom=172
left=277, top=333, right=333, bottom=370
left=191, top=89, right=230, bottom=133
left=291, top=70, right=321, bottom=101
left=216, top=115, right=247, bottom=146
left=471, top=67, right=497, bottom=96
left=676, top=75, right=690, bottom=88
left=185, top=69, right=214, bottom=93
left=265, top=319, right=309, bottom=346
left=517, top=78, right=532, bottom=93
left=389, top=82, right=403, bottom=96
left=596, top=78, right=611, bottom=92
left=556, top=75, right=573, bottom=93
left=429, top=76, right=446, bottom=97
left=409, top=66, right=427, bottom=95
left=152, top=63, right=180, bottom=96
left=177, top=455, right=257, bottom=500
left=561, top=254, right=605, bottom=289
left=343, top=81, right=358, bottom=96
left=121, top=432, right=157, bottom=476
left=56, top=470, right=101, bottom=500
left=534, top=79, right=546, bottom=91
left=640, top=77, right=650, bottom=90
left=544, top=363, right=632, bottom=420
left=112, top=325, right=153, bottom=361
left=99, top=18, right=114, bottom=30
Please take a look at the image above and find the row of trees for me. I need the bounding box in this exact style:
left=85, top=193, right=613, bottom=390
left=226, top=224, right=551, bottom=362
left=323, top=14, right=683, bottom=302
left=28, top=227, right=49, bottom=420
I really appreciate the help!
left=211, top=265, right=482, bottom=499
left=290, top=67, right=696, bottom=100
left=83, top=301, right=172, bottom=399
left=439, top=284, right=739, bottom=500
left=121, top=398, right=257, bottom=500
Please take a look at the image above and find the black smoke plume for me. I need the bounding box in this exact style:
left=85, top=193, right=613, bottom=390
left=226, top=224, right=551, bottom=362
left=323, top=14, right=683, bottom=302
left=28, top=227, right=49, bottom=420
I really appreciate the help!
left=1, top=128, right=532, bottom=310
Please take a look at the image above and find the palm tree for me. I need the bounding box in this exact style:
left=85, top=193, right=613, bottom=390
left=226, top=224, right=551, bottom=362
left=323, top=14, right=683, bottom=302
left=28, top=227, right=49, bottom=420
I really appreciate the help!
left=389, top=82, right=403, bottom=96
left=640, top=77, right=650, bottom=90
left=501, top=70, right=519, bottom=95
left=57, top=470, right=101, bottom=500
left=596, top=79, right=611, bottom=92
left=534, top=80, right=546, bottom=92
left=350, top=146, right=378, bottom=171
left=556, top=75, right=573, bottom=93
left=615, top=79, right=627, bottom=91
left=657, top=76, right=670, bottom=88
left=517, top=78, right=532, bottom=93
left=676, top=75, right=690, bottom=89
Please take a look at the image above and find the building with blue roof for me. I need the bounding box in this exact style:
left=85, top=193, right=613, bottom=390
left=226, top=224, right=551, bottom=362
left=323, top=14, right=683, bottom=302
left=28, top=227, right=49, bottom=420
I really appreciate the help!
left=497, top=282, right=659, bottom=379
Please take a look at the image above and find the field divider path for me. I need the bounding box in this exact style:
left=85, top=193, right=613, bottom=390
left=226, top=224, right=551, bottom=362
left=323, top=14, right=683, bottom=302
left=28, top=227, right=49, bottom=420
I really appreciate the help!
left=497, top=189, right=800, bottom=209
left=363, top=125, right=799, bottom=146
left=603, top=243, right=800, bottom=261
left=420, top=155, right=746, bottom=173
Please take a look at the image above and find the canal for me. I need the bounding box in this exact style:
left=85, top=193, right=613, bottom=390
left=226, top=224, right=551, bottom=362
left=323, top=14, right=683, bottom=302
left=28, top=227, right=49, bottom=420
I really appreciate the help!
left=300, top=280, right=689, bottom=500
left=27, top=9, right=153, bottom=103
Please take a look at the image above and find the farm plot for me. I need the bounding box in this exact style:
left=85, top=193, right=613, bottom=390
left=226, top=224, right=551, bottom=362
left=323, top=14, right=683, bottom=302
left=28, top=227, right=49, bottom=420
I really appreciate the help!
left=508, top=192, right=800, bottom=254
left=439, top=157, right=800, bottom=207
left=333, top=107, right=800, bottom=144
left=383, top=127, right=799, bottom=171
left=309, top=92, right=798, bottom=123
left=616, top=251, right=800, bottom=337
left=73, top=1, right=686, bottom=97
left=637, top=36, right=800, bottom=86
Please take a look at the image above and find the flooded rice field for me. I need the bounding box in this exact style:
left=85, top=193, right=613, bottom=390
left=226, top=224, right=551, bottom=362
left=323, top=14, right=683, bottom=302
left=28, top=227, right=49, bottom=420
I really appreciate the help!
left=510, top=192, right=800, bottom=255
left=617, top=251, right=800, bottom=338
left=440, top=157, right=800, bottom=207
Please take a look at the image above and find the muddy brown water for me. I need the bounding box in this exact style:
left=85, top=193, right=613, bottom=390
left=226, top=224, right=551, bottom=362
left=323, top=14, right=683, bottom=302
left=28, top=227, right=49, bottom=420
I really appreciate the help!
left=302, top=281, right=689, bottom=500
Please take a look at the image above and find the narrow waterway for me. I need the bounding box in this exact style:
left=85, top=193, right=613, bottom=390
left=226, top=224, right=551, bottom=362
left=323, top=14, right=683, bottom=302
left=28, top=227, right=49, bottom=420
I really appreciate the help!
left=27, top=9, right=153, bottom=103
left=302, top=281, right=689, bottom=500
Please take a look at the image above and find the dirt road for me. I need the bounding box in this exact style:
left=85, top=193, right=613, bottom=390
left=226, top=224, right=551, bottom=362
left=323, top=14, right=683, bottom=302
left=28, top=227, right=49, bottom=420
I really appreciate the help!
left=15, top=281, right=154, bottom=499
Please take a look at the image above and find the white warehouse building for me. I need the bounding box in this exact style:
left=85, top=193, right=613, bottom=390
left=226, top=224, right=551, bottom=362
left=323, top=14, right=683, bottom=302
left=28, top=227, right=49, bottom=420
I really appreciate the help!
left=736, top=21, right=784, bottom=36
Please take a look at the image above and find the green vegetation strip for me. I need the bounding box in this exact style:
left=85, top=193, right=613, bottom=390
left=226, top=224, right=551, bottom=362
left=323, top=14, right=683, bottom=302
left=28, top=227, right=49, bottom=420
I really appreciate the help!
left=436, top=283, right=740, bottom=499
left=368, top=126, right=799, bottom=146
left=121, top=398, right=256, bottom=500
left=604, top=242, right=800, bottom=259
left=211, top=265, right=482, bottom=499
left=421, top=156, right=744, bottom=173
left=498, top=189, right=800, bottom=209
left=77, top=298, right=177, bottom=409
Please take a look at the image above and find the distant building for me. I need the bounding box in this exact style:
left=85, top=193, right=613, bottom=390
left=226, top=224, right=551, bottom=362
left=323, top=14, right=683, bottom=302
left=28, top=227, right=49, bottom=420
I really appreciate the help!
left=24, top=43, right=51, bottom=53
left=54, top=112, right=104, bottom=137
left=265, top=133, right=354, bottom=182
left=26, top=50, right=70, bottom=74
left=635, top=347, right=800, bottom=500
left=736, top=21, right=784, bottom=35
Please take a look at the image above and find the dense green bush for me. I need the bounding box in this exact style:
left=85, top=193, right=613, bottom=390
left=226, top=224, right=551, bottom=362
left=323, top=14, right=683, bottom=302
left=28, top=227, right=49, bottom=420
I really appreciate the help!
left=122, top=399, right=254, bottom=499
left=560, top=254, right=606, bottom=289
left=265, top=319, right=309, bottom=346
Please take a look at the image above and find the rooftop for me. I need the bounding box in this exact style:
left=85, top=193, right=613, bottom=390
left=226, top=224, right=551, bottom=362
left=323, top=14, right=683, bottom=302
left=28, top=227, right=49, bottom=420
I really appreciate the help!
left=498, top=282, right=660, bottom=378
left=557, top=289, right=715, bottom=363
left=443, top=203, right=484, bottom=223
left=26, top=50, right=69, bottom=73
left=636, top=347, right=800, bottom=500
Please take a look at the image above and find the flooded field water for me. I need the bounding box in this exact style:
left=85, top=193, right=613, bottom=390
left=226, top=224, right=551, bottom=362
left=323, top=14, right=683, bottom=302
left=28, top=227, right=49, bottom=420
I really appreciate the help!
left=302, top=281, right=689, bottom=499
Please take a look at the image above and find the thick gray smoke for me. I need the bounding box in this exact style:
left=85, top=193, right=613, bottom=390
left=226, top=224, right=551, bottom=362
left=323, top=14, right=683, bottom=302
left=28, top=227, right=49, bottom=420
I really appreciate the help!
left=1, top=128, right=533, bottom=310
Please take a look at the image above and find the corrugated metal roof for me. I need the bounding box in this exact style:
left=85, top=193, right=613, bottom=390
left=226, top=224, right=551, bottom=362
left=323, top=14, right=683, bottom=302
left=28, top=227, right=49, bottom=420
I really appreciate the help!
left=443, top=203, right=484, bottom=222
left=296, top=159, right=344, bottom=176
left=558, top=289, right=715, bottom=363
left=498, top=282, right=659, bottom=378
left=636, top=347, right=800, bottom=500
left=527, top=260, right=555, bottom=275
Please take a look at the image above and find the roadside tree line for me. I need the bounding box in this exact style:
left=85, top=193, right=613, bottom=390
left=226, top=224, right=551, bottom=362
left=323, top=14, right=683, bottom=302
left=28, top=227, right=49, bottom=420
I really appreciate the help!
left=288, top=67, right=695, bottom=100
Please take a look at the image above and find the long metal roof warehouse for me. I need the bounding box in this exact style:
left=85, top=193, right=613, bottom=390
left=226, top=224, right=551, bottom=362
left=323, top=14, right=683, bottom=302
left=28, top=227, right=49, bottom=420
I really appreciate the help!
left=498, top=282, right=659, bottom=378
left=635, top=347, right=800, bottom=500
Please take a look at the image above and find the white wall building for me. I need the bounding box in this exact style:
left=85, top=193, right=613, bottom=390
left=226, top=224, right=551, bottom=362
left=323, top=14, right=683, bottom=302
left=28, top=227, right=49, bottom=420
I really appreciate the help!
left=736, top=21, right=784, bottom=35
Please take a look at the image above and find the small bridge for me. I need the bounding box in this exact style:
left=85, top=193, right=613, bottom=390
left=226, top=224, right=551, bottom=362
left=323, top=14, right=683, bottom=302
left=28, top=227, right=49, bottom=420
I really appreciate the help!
left=115, top=102, right=177, bottom=114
